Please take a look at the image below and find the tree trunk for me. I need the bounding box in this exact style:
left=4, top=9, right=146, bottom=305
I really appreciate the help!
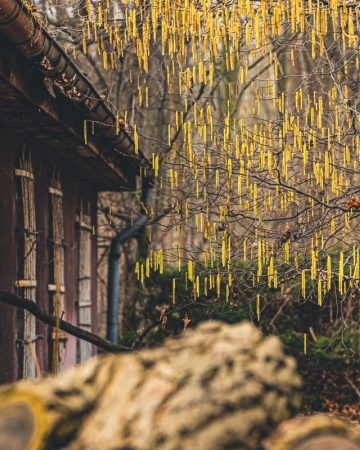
left=0, top=321, right=301, bottom=450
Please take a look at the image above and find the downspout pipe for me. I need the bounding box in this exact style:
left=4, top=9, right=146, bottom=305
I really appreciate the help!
left=0, top=0, right=152, bottom=175
left=106, top=181, right=153, bottom=344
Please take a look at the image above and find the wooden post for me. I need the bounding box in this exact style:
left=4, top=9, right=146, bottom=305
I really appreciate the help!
left=0, top=129, right=18, bottom=384
left=48, top=171, right=66, bottom=374
left=14, top=148, right=37, bottom=379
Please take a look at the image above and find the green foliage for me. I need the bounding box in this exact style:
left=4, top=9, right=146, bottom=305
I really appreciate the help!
left=122, top=262, right=360, bottom=373
left=120, top=259, right=360, bottom=413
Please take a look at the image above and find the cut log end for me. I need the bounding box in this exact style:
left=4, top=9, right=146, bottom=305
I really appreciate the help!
left=0, top=394, right=47, bottom=450
left=267, top=414, right=360, bottom=450
left=294, top=435, right=360, bottom=450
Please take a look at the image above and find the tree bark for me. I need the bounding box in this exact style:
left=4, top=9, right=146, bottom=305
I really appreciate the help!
left=0, top=321, right=301, bottom=450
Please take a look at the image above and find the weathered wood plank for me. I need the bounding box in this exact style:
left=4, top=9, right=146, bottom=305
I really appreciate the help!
left=49, top=174, right=66, bottom=374
left=15, top=149, right=37, bottom=379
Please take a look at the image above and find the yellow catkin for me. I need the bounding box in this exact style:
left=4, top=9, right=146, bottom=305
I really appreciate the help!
left=311, top=29, right=316, bottom=59
left=302, top=270, right=306, bottom=298
left=188, top=260, right=193, bottom=281
left=155, top=155, right=159, bottom=177
left=327, top=256, right=331, bottom=291
left=84, top=120, right=87, bottom=144
left=339, top=252, right=344, bottom=293
left=318, top=279, right=322, bottom=306
left=134, top=125, right=139, bottom=153
left=245, top=23, right=251, bottom=44
left=159, top=250, right=163, bottom=274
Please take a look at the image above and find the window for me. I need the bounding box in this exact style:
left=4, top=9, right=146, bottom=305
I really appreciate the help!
left=76, top=207, right=92, bottom=363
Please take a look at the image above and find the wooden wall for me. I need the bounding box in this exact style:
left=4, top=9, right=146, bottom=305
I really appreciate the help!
left=0, top=129, right=18, bottom=384
left=0, top=129, right=98, bottom=383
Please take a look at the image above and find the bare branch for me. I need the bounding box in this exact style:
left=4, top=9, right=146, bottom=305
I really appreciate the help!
left=0, top=290, right=133, bottom=354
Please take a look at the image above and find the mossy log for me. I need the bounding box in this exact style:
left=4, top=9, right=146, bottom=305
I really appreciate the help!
left=0, top=321, right=301, bottom=450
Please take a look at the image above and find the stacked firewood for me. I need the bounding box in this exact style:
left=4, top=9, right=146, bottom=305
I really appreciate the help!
left=0, top=321, right=359, bottom=450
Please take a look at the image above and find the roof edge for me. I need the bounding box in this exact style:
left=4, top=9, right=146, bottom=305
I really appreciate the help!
left=0, top=0, right=154, bottom=181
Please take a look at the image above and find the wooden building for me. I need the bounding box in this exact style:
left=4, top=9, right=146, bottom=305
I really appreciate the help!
left=0, top=28, right=146, bottom=383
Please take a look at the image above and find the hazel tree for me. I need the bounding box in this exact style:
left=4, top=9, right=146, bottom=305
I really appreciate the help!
left=56, top=0, right=360, bottom=341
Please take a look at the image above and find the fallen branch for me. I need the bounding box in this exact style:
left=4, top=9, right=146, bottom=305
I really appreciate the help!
left=0, top=290, right=132, bottom=354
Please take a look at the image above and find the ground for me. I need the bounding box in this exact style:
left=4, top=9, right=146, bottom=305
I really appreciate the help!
left=301, top=366, right=360, bottom=426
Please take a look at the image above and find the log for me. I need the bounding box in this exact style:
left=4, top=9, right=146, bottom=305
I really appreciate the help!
left=0, top=321, right=301, bottom=450
left=266, top=414, right=360, bottom=450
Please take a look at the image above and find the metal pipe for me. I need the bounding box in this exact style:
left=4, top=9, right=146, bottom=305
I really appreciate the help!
left=0, top=0, right=153, bottom=176
left=106, top=182, right=153, bottom=343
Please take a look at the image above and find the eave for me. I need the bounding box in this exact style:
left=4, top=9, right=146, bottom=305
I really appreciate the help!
left=0, top=36, right=138, bottom=191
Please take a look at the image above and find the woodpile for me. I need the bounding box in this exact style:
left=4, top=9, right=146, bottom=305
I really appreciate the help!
left=2, top=321, right=360, bottom=449
left=0, top=321, right=301, bottom=449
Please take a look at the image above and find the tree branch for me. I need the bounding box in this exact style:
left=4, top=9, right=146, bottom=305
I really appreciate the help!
left=0, top=290, right=133, bottom=354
